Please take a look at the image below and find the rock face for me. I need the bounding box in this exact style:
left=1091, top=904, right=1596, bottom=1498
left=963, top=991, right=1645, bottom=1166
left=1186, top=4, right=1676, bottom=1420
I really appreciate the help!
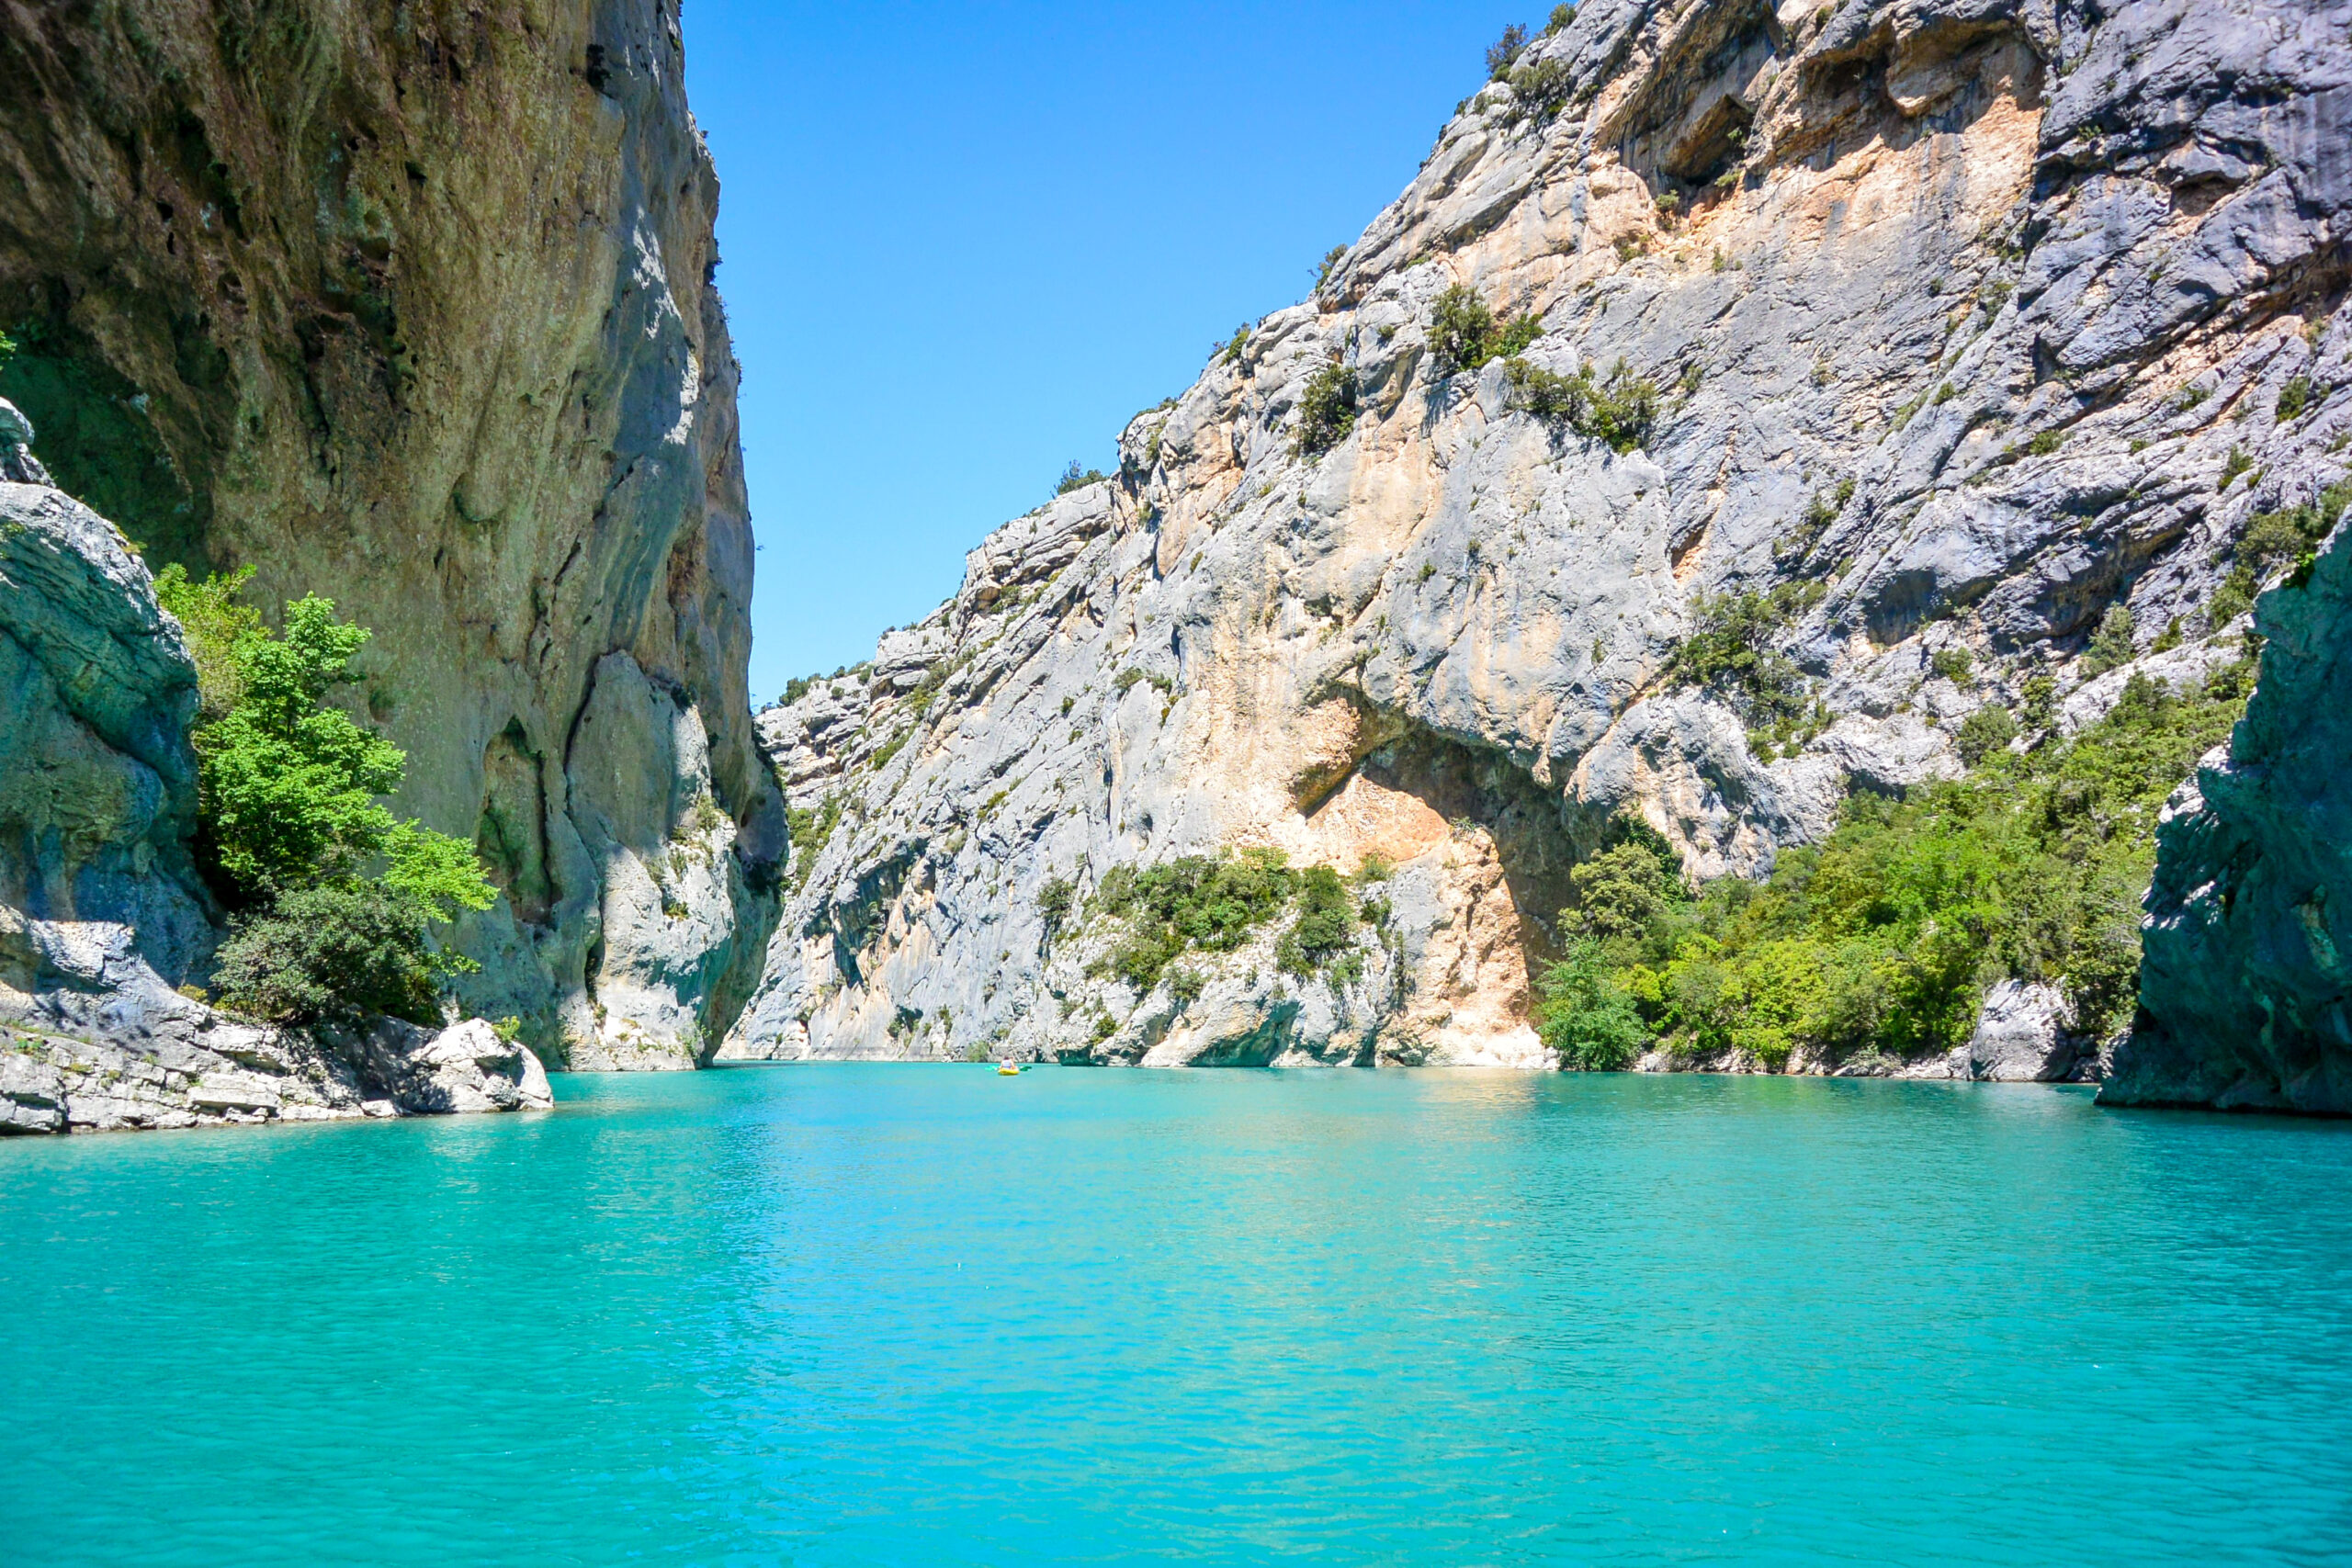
left=0, top=913, right=553, bottom=1134
left=2105, top=528, right=2352, bottom=1114
left=724, top=0, right=2352, bottom=1072
left=0, top=436, right=554, bottom=1134
left=0, top=466, right=215, bottom=983
left=0, top=0, right=779, bottom=1067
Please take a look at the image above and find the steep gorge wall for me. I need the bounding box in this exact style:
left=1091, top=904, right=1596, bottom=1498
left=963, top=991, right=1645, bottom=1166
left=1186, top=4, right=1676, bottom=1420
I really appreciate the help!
left=0, top=0, right=782, bottom=1066
left=732, top=0, right=2350, bottom=1073
left=2106, top=525, right=2352, bottom=1115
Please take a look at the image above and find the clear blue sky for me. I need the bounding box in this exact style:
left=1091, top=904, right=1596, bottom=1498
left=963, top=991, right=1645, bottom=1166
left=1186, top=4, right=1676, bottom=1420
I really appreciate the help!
left=685, top=1, right=1528, bottom=703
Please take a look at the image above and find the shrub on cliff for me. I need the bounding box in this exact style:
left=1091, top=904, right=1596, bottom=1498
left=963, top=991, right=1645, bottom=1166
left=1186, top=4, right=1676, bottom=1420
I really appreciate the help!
left=1276, top=865, right=1357, bottom=976
left=1081, top=848, right=1368, bottom=995
left=1659, top=582, right=1823, bottom=734
left=1429, top=286, right=1543, bottom=373
left=1485, top=23, right=1528, bottom=76
left=155, top=573, right=496, bottom=1026
left=1294, top=361, right=1359, bottom=457
left=1502, top=356, right=1659, bottom=452
left=1502, top=56, right=1574, bottom=122
left=1536, top=671, right=2252, bottom=1071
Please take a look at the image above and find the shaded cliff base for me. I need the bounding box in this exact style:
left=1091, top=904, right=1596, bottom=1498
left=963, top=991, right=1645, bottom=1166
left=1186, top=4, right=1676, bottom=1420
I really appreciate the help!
left=2103, top=525, right=2352, bottom=1116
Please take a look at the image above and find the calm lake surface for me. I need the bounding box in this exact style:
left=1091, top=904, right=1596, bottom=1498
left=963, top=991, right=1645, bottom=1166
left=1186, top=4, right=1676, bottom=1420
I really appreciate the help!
left=3, top=1066, right=2349, bottom=1565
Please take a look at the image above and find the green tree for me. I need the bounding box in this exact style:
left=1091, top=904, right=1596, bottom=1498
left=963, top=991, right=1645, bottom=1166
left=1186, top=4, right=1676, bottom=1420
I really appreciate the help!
left=1538, top=940, right=1650, bottom=1070
left=154, top=576, right=496, bottom=1025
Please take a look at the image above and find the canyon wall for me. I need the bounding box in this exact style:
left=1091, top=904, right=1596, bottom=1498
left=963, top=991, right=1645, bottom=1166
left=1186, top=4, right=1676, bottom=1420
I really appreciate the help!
left=0, top=0, right=782, bottom=1066
left=727, top=0, right=2352, bottom=1072
left=2106, top=523, right=2352, bottom=1115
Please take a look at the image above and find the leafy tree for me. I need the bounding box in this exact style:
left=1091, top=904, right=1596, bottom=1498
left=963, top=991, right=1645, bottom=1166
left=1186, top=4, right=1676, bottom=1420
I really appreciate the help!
left=153, top=575, right=496, bottom=1026
left=1566, top=825, right=1684, bottom=943
left=1538, top=940, right=1650, bottom=1069
left=1429, top=286, right=1543, bottom=373
left=1485, top=23, right=1529, bottom=76
left=1541, top=665, right=2252, bottom=1071
left=1955, top=705, right=2018, bottom=766
left=1277, top=865, right=1357, bottom=976
left=2078, top=604, right=2136, bottom=676
left=210, top=883, right=450, bottom=1028
left=153, top=563, right=266, bottom=718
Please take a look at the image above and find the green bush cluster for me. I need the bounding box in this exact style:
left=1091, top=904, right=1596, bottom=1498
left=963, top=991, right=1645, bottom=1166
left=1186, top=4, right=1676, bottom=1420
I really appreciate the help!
left=786, top=791, right=845, bottom=893
left=1659, top=581, right=1825, bottom=739
left=1082, top=849, right=1363, bottom=995
left=1954, top=704, right=2018, bottom=766
left=2208, top=480, right=2352, bottom=625
left=1276, top=865, right=1357, bottom=976
left=153, top=572, right=496, bottom=1028
left=1485, top=23, right=1528, bottom=76
left=1428, top=286, right=1543, bottom=374
left=2277, top=375, right=2313, bottom=423
left=1035, top=876, right=1076, bottom=940
left=1295, top=360, right=1360, bottom=457
left=1489, top=11, right=1575, bottom=123
left=1539, top=667, right=2251, bottom=1071
left=2076, top=605, right=2136, bottom=677
left=1056, top=461, right=1109, bottom=496
left=1503, top=356, right=1660, bottom=452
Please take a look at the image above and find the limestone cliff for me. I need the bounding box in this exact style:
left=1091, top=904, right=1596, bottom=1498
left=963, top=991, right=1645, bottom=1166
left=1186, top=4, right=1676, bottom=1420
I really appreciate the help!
left=2104, top=523, right=2352, bottom=1115
left=0, top=454, right=554, bottom=1133
left=0, top=0, right=782, bottom=1066
left=727, top=0, right=2352, bottom=1072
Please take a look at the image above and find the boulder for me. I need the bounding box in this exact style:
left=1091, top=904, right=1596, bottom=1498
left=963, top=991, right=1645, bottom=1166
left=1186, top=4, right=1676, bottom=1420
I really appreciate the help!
left=1966, top=980, right=2085, bottom=1082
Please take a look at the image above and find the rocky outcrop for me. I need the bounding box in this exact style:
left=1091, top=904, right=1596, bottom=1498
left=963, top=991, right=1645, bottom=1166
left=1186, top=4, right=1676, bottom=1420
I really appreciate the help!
left=0, top=425, right=554, bottom=1134
left=0, top=461, right=214, bottom=982
left=2104, top=528, right=2352, bottom=1114
left=0, top=914, right=551, bottom=1134
left=725, top=0, right=2352, bottom=1071
left=0, top=0, right=779, bottom=1066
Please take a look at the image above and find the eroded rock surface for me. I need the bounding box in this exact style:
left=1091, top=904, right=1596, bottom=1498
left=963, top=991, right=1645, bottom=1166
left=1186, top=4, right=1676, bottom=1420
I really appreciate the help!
left=0, top=0, right=779, bottom=1066
left=0, top=913, right=552, bottom=1134
left=2106, top=529, right=2352, bottom=1114
left=727, top=0, right=2352, bottom=1074
left=0, top=464, right=214, bottom=982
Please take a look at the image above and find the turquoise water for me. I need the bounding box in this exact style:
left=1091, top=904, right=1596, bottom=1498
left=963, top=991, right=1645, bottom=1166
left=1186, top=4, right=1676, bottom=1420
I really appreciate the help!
left=3, top=1068, right=2350, bottom=1565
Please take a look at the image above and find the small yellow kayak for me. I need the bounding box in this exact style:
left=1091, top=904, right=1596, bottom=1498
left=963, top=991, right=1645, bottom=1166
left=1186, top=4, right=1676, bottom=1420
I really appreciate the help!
left=996, top=1060, right=1021, bottom=1076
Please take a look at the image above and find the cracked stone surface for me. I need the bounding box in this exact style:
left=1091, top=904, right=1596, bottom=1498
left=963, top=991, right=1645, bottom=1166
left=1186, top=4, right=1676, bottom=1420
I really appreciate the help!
left=2106, top=524, right=2352, bottom=1114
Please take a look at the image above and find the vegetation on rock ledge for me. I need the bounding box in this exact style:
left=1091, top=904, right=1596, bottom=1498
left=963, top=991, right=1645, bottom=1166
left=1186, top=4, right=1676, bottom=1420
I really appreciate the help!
left=1078, top=849, right=1363, bottom=998
left=1504, top=356, right=1660, bottom=452
left=1540, top=665, right=2255, bottom=1072
left=1295, top=361, right=1360, bottom=457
